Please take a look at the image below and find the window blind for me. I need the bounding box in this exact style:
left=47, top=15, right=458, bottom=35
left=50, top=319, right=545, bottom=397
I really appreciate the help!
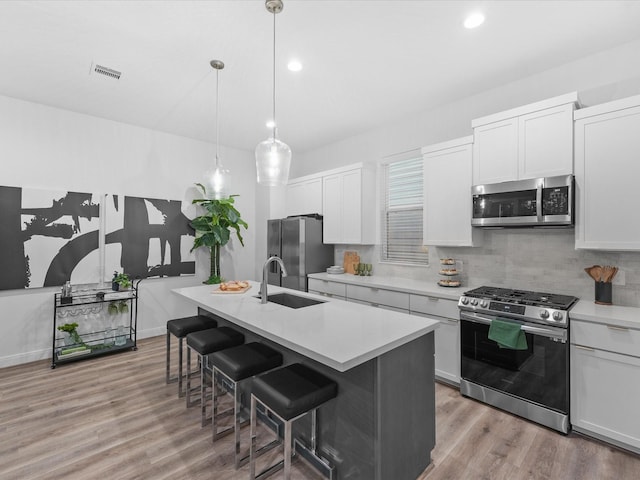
left=381, top=157, right=428, bottom=265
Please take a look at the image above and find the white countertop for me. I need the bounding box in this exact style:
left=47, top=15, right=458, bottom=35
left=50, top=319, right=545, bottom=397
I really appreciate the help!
left=308, top=272, right=480, bottom=301
left=570, top=300, right=640, bottom=330
left=172, top=281, right=439, bottom=372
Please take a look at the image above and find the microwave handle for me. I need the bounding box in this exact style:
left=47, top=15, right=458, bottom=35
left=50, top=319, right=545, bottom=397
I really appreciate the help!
left=536, top=182, right=543, bottom=223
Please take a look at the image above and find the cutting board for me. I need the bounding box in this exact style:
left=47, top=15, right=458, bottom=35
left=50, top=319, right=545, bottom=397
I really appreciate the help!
left=343, top=251, right=360, bottom=274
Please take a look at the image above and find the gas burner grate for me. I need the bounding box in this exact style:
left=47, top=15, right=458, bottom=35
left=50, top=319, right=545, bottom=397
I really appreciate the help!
left=464, top=286, right=578, bottom=310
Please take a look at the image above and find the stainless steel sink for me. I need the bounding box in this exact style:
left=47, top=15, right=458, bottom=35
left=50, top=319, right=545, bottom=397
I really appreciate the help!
left=256, top=292, right=326, bottom=309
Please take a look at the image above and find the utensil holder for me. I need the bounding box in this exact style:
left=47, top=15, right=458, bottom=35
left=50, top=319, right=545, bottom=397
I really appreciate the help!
left=595, top=281, right=612, bottom=305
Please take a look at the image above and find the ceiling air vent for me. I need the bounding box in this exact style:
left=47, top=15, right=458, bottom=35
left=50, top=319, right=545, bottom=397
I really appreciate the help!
left=93, top=64, right=122, bottom=80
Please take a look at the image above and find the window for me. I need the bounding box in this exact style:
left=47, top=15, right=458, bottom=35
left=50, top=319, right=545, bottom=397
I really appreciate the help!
left=381, top=154, right=428, bottom=265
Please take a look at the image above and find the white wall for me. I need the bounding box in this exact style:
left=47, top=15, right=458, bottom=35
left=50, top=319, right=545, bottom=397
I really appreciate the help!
left=293, top=38, right=640, bottom=307
left=0, top=95, right=257, bottom=367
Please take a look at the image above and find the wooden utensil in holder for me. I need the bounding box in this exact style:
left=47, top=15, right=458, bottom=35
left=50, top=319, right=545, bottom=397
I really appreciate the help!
left=585, top=264, right=618, bottom=305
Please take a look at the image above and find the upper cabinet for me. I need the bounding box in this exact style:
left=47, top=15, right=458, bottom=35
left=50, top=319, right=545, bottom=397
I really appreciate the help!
left=472, top=92, right=578, bottom=185
left=285, top=174, right=323, bottom=217
left=322, top=163, right=375, bottom=244
left=422, top=136, right=479, bottom=246
left=574, top=95, right=640, bottom=250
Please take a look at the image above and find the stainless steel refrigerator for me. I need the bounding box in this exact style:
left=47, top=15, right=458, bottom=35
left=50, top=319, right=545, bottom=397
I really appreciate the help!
left=267, top=215, right=334, bottom=291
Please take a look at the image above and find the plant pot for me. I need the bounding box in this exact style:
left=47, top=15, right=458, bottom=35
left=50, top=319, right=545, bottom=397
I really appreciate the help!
left=112, top=282, right=119, bottom=292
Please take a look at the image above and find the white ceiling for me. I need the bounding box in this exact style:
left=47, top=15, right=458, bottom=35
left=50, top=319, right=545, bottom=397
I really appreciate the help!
left=2, top=1, right=640, bottom=155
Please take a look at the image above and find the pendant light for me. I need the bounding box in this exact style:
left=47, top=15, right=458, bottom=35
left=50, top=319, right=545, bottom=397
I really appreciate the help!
left=203, top=59, right=230, bottom=199
left=255, top=0, right=291, bottom=187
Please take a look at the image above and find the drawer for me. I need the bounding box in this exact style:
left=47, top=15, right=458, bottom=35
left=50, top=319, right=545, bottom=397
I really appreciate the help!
left=308, top=278, right=346, bottom=297
left=409, top=294, right=459, bottom=319
left=346, top=284, right=409, bottom=310
left=571, top=320, right=640, bottom=358
left=309, top=290, right=346, bottom=300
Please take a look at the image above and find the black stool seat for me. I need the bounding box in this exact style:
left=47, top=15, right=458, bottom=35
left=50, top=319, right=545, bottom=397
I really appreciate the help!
left=187, top=326, right=244, bottom=355
left=210, top=342, right=283, bottom=382
left=252, top=363, right=338, bottom=420
left=167, top=315, right=217, bottom=338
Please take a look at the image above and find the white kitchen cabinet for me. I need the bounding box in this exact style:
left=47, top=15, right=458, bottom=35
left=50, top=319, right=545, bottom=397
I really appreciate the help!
left=472, top=92, right=578, bottom=184
left=409, top=294, right=460, bottom=385
left=574, top=95, right=640, bottom=250
left=571, top=319, right=640, bottom=454
left=307, top=277, right=346, bottom=299
left=472, top=118, right=518, bottom=184
left=285, top=175, right=322, bottom=217
left=346, top=284, right=410, bottom=310
left=322, top=164, right=375, bottom=244
left=422, top=136, right=479, bottom=246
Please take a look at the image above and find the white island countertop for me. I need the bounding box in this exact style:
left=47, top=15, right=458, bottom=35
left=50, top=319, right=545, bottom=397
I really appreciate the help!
left=172, top=281, right=439, bottom=372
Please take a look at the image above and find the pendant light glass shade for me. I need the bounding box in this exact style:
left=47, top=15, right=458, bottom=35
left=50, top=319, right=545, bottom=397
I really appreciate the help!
left=204, top=59, right=230, bottom=199
left=255, top=132, right=291, bottom=186
left=203, top=162, right=230, bottom=200
left=255, top=0, right=291, bottom=187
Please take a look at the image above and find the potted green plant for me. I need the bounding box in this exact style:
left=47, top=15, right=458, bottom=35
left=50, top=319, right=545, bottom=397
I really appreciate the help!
left=57, top=322, right=84, bottom=347
left=190, top=185, right=248, bottom=284
left=108, top=302, right=119, bottom=315
left=111, top=271, right=131, bottom=291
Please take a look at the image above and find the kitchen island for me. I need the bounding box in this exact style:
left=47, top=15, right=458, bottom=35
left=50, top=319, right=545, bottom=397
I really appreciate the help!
left=173, top=281, right=439, bottom=480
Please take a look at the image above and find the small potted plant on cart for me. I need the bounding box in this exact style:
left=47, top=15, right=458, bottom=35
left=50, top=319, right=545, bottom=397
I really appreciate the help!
left=111, top=271, right=132, bottom=291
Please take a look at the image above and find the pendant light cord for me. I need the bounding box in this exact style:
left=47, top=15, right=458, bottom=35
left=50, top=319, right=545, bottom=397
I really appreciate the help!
left=272, top=10, right=277, bottom=140
left=215, top=67, right=220, bottom=164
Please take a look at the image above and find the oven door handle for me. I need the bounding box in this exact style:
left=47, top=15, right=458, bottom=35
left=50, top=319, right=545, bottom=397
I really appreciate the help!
left=460, top=311, right=567, bottom=342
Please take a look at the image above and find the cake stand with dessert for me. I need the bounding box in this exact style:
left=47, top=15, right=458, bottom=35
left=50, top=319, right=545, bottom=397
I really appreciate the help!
left=438, top=258, right=461, bottom=288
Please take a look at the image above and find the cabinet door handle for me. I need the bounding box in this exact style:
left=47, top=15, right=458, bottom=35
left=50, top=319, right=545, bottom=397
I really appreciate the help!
left=606, top=325, right=629, bottom=332
left=427, top=296, right=439, bottom=302
left=574, top=345, right=595, bottom=352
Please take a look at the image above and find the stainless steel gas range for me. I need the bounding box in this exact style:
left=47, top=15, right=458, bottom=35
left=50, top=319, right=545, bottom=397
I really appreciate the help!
left=458, top=286, right=578, bottom=434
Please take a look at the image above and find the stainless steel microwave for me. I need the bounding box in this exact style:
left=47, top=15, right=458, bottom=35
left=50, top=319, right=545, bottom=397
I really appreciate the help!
left=472, top=175, right=574, bottom=227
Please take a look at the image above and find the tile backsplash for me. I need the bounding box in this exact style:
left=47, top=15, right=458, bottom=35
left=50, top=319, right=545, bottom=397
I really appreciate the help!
left=335, top=229, right=640, bottom=307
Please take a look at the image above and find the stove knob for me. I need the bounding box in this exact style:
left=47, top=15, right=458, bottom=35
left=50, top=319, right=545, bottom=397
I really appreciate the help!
left=470, top=299, right=479, bottom=306
left=460, top=297, right=469, bottom=305
left=552, top=311, right=563, bottom=321
left=539, top=309, right=550, bottom=319
left=480, top=300, right=489, bottom=308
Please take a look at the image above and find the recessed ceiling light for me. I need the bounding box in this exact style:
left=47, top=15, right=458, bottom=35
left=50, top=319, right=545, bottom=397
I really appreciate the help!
left=464, top=12, right=485, bottom=29
left=287, top=60, right=302, bottom=72
left=266, top=120, right=276, bottom=129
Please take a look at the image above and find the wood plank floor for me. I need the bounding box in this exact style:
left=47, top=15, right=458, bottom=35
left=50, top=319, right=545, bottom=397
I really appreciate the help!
left=1, top=335, right=638, bottom=479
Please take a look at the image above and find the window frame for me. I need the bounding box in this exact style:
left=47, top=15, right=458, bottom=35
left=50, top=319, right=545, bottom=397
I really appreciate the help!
left=379, top=150, right=429, bottom=267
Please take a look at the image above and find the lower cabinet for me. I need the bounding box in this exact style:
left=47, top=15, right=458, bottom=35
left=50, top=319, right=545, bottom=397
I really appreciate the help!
left=410, top=294, right=460, bottom=385
left=345, top=284, right=409, bottom=310
left=571, top=319, right=640, bottom=454
left=308, top=278, right=346, bottom=300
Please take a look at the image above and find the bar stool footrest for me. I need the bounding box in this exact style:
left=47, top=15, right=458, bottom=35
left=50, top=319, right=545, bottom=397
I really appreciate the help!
left=294, top=438, right=336, bottom=480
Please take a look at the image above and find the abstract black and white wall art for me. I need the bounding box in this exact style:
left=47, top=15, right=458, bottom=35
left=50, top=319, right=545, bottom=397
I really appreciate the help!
left=104, top=194, right=195, bottom=281
left=0, top=186, right=100, bottom=290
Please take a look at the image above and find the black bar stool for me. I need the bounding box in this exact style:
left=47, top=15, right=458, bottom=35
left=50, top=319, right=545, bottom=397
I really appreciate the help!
left=185, top=326, right=244, bottom=425
left=250, top=363, right=338, bottom=480
left=166, top=315, right=217, bottom=397
left=209, top=342, right=283, bottom=469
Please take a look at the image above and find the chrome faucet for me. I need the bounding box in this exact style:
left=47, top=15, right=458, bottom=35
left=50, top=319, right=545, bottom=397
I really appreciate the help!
left=261, top=256, right=288, bottom=304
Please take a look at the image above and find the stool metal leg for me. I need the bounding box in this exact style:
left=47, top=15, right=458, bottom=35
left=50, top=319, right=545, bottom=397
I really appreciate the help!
left=250, top=395, right=257, bottom=480
left=165, top=330, right=172, bottom=384
left=284, top=418, right=292, bottom=480
left=177, top=337, right=185, bottom=397
left=200, top=355, right=207, bottom=426
left=234, top=383, right=241, bottom=469
left=186, top=346, right=194, bottom=407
